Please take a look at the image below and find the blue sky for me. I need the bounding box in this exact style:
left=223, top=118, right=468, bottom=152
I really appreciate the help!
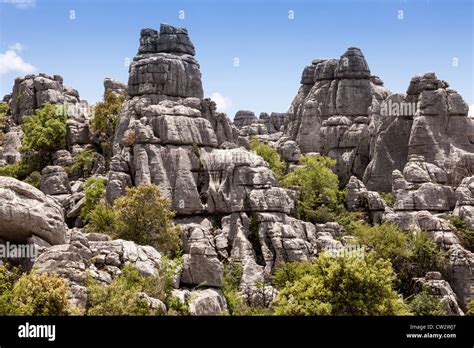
left=0, top=0, right=473, bottom=118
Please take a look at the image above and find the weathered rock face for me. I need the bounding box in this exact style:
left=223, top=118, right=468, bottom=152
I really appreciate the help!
left=104, top=25, right=346, bottom=294
left=453, top=176, right=474, bottom=229
left=10, top=73, right=81, bottom=124
left=284, top=48, right=378, bottom=186
left=32, top=229, right=170, bottom=309
left=40, top=166, right=71, bottom=196
left=392, top=156, right=455, bottom=212
left=234, top=111, right=288, bottom=137
left=413, top=272, right=464, bottom=315
left=364, top=73, right=474, bottom=191
left=0, top=125, right=22, bottom=166
left=0, top=176, right=67, bottom=245
left=127, top=24, right=203, bottom=101
left=103, top=77, right=126, bottom=97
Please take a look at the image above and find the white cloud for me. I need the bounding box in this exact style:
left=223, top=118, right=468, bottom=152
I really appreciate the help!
left=0, top=50, right=36, bottom=75
left=469, top=104, right=474, bottom=118
left=8, top=43, right=24, bottom=52
left=210, top=92, right=232, bottom=112
left=1, top=0, right=35, bottom=9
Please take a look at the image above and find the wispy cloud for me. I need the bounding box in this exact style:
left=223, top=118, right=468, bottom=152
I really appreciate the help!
left=8, top=43, right=24, bottom=52
left=0, top=49, right=36, bottom=75
left=1, top=0, right=35, bottom=9
left=210, top=92, right=232, bottom=112
left=469, top=104, right=474, bottom=118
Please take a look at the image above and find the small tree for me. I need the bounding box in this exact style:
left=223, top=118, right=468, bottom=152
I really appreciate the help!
left=249, top=137, right=286, bottom=179
left=80, top=177, right=107, bottom=223
left=21, top=102, right=67, bottom=162
left=86, top=263, right=169, bottom=316
left=91, top=91, right=125, bottom=161
left=273, top=252, right=411, bottom=316
left=283, top=154, right=342, bottom=222
left=408, top=288, right=446, bottom=316
left=8, top=272, right=72, bottom=315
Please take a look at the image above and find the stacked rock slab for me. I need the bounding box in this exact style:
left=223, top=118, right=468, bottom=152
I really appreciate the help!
left=106, top=24, right=343, bottom=295
left=285, top=48, right=380, bottom=186
left=364, top=72, right=474, bottom=191
left=234, top=110, right=288, bottom=136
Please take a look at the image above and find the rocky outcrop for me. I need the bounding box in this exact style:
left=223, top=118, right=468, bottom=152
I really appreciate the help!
left=128, top=25, right=203, bottom=101
left=413, top=272, right=464, bottom=315
left=10, top=73, right=82, bottom=124
left=103, top=78, right=126, bottom=97
left=32, top=229, right=171, bottom=309
left=234, top=111, right=288, bottom=136
left=284, top=48, right=379, bottom=186
left=453, top=176, right=474, bottom=229
left=0, top=176, right=67, bottom=245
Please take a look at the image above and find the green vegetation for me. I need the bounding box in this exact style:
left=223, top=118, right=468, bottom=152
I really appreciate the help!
left=87, top=183, right=182, bottom=258
left=221, top=262, right=243, bottom=315
left=69, top=148, right=96, bottom=178
left=249, top=137, right=286, bottom=179
left=467, top=299, right=474, bottom=315
left=91, top=91, right=125, bottom=161
left=407, top=288, right=446, bottom=316
left=80, top=177, right=107, bottom=223
left=272, top=252, right=410, bottom=315
left=21, top=103, right=67, bottom=161
left=380, top=192, right=394, bottom=208
left=0, top=103, right=66, bottom=181
left=0, top=267, right=74, bottom=316
left=86, top=263, right=173, bottom=316
left=282, top=154, right=343, bottom=223
left=448, top=215, right=474, bottom=252
left=350, top=222, right=447, bottom=295
left=0, top=102, right=8, bottom=142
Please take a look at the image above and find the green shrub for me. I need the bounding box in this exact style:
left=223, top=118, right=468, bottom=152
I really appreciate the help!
left=21, top=103, right=67, bottom=158
left=23, top=170, right=41, bottom=188
left=86, top=262, right=175, bottom=316
left=8, top=272, right=73, bottom=315
left=0, top=265, right=21, bottom=315
left=87, top=184, right=182, bottom=258
left=221, top=262, right=243, bottom=315
left=467, top=299, right=474, bottom=315
left=272, top=252, right=410, bottom=315
left=112, top=184, right=182, bottom=257
left=91, top=92, right=125, bottom=162
left=380, top=192, right=394, bottom=208
left=448, top=215, right=474, bottom=252
left=283, top=154, right=341, bottom=223
left=87, top=203, right=116, bottom=234
left=69, top=148, right=96, bottom=178
left=80, top=177, right=107, bottom=223
left=351, top=222, right=447, bottom=295
left=407, top=288, right=446, bottom=316
left=0, top=153, right=42, bottom=181
left=249, top=137, right=286, bottom=179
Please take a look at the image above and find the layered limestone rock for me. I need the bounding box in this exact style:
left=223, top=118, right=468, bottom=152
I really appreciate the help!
left=364, top=72, right=474, bottom=191
left=127, top=25, right=203, bottom=101
left=105, top=24, right=344, bottom=295
left=234, top=110, right=288, bottom=136
left=32, top=229, right=173, bottom=309
left=0, top=176, right=67, bottom=245
left=10, top=73, right=82, bottom=124
left=103, top=77, right=126, bottom=97
left=453, top=176, right=474, bottom=228
left=284, top=48, right=380, bottom=186
left=392, top=155, right=455, bottom=212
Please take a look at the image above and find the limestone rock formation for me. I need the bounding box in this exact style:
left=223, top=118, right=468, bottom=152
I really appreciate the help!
left=413, top=271, right=464, bottom=315
left=0, top=176, right=67, bottom=245
left=10, top=73, right=81, bottom=124
left=103, top=77, right=126, bottom=97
